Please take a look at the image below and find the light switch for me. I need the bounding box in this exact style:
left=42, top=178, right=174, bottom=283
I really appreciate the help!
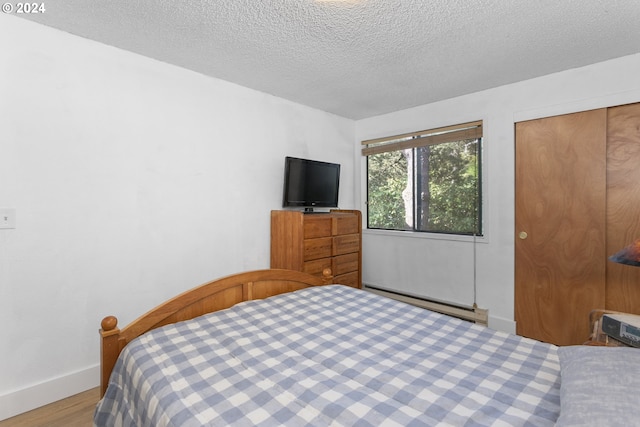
left=0, top=208, right=16, bottom=229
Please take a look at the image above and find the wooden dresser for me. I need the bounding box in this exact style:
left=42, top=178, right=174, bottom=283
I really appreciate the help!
left=270, top=210, right=362, bottom=288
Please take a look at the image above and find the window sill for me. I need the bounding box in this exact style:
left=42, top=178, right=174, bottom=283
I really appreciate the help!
left=362, top=228, right=488, bottom=244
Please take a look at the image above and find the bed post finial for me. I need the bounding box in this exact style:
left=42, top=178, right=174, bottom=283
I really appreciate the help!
left=100, top=316, right=121, bottom=397
left=101, top=315, right=118, bottom=331
left=321, top=268, right=333, bottom=284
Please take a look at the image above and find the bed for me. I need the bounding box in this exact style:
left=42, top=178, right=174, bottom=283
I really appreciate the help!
left=95, top=268, right=640, bottom=426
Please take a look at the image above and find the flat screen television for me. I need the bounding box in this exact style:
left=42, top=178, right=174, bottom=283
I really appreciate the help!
left=282, top=156, right=340, bottom=212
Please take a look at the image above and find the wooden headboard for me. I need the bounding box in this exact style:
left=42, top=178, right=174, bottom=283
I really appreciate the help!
left=99, top=268, right=332, bottom=397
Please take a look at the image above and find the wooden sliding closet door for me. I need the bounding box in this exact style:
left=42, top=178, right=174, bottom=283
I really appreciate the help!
left=606, top=103, right=640, bottom=314
left=515, top=109, right=607, bottom=345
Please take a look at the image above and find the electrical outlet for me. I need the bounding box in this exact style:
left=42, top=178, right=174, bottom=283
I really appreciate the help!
left=0, top=208, right=16, bottom=229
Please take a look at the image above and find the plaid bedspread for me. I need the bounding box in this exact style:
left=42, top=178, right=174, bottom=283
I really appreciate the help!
left=94, top=285, right=560, bottom=426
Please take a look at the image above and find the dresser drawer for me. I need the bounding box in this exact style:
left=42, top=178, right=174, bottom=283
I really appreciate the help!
left=333, top=234, right=360, bottom=255
left=304, top=216, right=332, bottom=238
left=333, top=214, right=359, bottom=235
left=304, top=237, right=332, bottom=260
left=334, top=271, right=359, bottom=288
left=303, top=257, right=332, bottom=276
left=332, top=253, right=359, bottom=276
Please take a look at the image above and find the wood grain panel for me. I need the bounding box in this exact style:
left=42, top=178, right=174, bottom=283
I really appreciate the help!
left=303, top=216, right=332, bottom=238
left=303, top=237, right=333, bottom=260
left=250, top=280, right=312, bottom=300
left=515, top=109, right=607, bottom=345
left=303, top=257, right=332, bottom=275
left=606, top=103, right=640, bottom=313
left=333, top=234, right=360, bottom=255
left=333, top=214, right=359, bottom=235
left=270, top=210, right=305, bottom=270
left=333, top=252, right=359, bottom=275
left=334, top=271, right=359, bottom=288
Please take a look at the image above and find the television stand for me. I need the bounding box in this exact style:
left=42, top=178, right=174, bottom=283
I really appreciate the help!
left=271, top=209, right=362, bottom=288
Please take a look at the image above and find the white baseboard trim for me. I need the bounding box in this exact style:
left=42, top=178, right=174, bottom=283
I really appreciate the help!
left=0, top=364, right=99, bottom=421
left=487, top=315, right=517, bottom=334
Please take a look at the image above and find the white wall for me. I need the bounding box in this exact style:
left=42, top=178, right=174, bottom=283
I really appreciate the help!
left=356, top=53, right=640, bottom=332
left=0, top=15, right=355, bottom=420
left=4, top=10, right=640, bottom=421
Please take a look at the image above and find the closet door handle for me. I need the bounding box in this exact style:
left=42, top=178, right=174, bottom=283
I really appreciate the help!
left=518, top=231, right=528, bottom=240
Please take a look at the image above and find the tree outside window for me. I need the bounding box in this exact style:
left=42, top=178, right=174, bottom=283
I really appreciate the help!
left=364, top=122, right=482, bottom=236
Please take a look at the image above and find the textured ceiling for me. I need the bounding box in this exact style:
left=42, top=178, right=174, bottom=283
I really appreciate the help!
left=17, top=0, right=640, bottom=119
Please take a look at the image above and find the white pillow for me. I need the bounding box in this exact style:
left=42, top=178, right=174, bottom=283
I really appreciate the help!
left=556, top=345, right=640, bottom=426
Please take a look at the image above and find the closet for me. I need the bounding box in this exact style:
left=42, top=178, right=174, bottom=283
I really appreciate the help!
left=515, top=103, right=640, bottom=346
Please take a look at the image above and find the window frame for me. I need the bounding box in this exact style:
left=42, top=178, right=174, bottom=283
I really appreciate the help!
left=362, top=121, right=483, bottom=237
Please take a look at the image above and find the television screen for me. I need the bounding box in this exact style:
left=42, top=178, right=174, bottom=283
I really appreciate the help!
left=283, top=157, right=340, bottom=210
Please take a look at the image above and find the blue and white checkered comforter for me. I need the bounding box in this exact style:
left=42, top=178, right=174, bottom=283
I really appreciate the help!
left=94, top=285, right=560, bottom=426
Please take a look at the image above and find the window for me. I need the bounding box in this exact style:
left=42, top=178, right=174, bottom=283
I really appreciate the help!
left=363, top=121, right=482, bottom=235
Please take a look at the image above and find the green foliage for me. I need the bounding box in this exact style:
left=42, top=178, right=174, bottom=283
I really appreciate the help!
left=367, top=151, right=410, bottom=229
left=367, top=139, right=480, bottom=235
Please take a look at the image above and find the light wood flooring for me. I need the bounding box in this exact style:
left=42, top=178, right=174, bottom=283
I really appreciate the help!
left=0, top=387, right=98, bottom=427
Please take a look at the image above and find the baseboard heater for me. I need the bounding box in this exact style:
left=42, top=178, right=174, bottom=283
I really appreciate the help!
left=364, top=285, right=488, bottom=326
